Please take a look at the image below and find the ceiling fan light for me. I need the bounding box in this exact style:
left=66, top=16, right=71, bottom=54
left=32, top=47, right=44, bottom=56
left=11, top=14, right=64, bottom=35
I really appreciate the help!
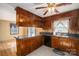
left=51, top=7, right=55, bottom=11
left=48, top=8, right=51, bottom=12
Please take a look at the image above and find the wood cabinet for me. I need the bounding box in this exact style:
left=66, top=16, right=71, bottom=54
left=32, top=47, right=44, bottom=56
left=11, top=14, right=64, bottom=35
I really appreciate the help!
left=16, top=39, right=31, bottom=56
left=16, top=7, right=30, bottom=26
left=69, top=38, right=79, bottom=55
left=43, top=9, right=79, bottom=30
left=69, top=16, right=79, bottom=32
left=51, top=36, right=79, bottom=55
left=33, top=17, right=42, bottom=27
left=51, top=36, right=60, bottom=48
left=16, top=7, right=79, bottom=30
left=21, top=39, right=31, bottom=56
left=43, top=17, right=52, bottom=29
left=16, top=7, right=42, bottom=27
left=16, top=39, right=22, bottom=56
left=16, top=36, right=43, bottom=56
left=31, top=36, right=43, bottom=51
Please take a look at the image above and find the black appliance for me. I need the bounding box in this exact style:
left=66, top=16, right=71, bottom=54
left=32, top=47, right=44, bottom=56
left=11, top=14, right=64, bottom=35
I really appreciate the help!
left=44, top=35, right=51, bottom=47
left=40, top=32, right=53, bottom=47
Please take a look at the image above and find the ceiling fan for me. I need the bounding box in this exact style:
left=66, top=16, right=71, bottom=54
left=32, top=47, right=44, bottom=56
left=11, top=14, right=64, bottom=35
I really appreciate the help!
left=35, top=3, right=72, bottom=15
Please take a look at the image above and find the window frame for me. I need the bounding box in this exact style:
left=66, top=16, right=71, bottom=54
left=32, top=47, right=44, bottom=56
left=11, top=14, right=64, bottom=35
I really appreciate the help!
left=53, top=18, right=69, bottom=35
left=27, top=27, right=36, bottom=37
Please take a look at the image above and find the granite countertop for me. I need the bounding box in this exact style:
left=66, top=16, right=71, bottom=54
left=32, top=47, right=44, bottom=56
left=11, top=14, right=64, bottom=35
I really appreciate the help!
left=53, top=32, right=79, bottom=39
left=54, top=34, right=79, bottom=39
left=14, top=35, right=41, bottom=40
left=41, top=32, right=79, bottom=39
left=14, top=32, right=79, bottom=40
left=14, top=36, right=27, bottom=39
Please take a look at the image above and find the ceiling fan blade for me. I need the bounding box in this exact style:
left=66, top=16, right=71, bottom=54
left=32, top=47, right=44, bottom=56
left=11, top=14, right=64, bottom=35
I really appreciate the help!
left=43, top=10, right=48, bottom=15
left=35, top=7, right=47, bottom=9
left=54, top=9, right=59, bottom=13
left=56, top=3, right=72, bottom=7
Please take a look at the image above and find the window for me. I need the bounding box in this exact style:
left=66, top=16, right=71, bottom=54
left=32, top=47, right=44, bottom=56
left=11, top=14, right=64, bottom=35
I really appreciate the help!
left=53, top=19, right=69, bottom=35
left=27, top=27, right=36, bottom=37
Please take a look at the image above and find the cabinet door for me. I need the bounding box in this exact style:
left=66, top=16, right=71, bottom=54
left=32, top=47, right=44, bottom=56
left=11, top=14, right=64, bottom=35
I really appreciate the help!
left=76, top=40, right=79, bottom=55
left=31, top=36, right=43, bottom=51
left=74, top=39, right=79, bottom=55
left=68, top=38, right=78, bottom=55
left=33, top=16, right=42, bottom=27
left=30, top=37, right=40, bottom=52
left=21, top=39, right=31, bottom=56
left=18, top=14, right=27, bottom=26
left=37, top=38, right=42, bottom=47
left=51, top=36, right=60, bottom=48
left=16, top=40, right=22, bottom=56
left=76, top=45, right=79, bottom=55
left=60, top=38, right=71, bottom=52
left=16, top=7, right=42, bottom=27
left=30, top=38, right=37, bottom=51
left=69, top=17, right=78, bottom=32
left=77, top=17, right=79, bottom=31
left=44, top=19, right=51, bottom=29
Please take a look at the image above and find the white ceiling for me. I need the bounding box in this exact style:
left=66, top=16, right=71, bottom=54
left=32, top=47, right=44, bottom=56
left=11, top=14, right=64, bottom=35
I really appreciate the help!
left=0, top=3, right=79, bottom=21
left=0, top=3, right=16, bottom=21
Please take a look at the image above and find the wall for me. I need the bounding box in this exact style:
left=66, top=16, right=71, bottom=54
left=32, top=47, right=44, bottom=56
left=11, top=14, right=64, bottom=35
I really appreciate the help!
left=0, top=20, right=45, bottom=41
left=0, top=20, right=23, bottom=41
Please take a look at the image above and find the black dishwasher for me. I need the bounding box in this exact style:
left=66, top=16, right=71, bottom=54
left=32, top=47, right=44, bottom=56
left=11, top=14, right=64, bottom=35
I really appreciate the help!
left=44, top=35, right=51, bottom=47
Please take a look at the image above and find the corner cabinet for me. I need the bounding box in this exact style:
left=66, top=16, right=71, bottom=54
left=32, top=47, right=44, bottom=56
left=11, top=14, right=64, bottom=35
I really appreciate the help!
left=16, top=7, right=42, bottom=27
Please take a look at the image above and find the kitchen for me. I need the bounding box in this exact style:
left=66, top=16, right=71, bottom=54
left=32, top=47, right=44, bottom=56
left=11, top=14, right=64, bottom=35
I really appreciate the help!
left=0, top=3, right=79, bottom=56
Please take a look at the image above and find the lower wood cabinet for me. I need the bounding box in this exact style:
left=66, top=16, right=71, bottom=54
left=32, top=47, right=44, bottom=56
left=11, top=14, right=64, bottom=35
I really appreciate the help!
left=51, top=36, right=60, bottom=48
left=16, top=36, right=43, bottom=56
left=51, top=36, right=79, bottom=55
left=29, top=36, right=44, bottom=52
left=21, top=39, right=31, bottom=56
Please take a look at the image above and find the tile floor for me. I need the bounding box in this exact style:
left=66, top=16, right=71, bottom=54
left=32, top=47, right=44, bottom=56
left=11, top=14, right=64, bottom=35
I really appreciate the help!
left=27, top=45, right=71, bottom=56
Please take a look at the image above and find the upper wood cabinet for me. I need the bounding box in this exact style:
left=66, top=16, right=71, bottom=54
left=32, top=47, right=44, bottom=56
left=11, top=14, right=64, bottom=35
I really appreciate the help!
left=43, top=17, right=52, bottom=29
left=43, top=9, right=79, bottom=30
left=69, top=16, right=79, bottom=32
left=33, top=16, right=43, bottom=27
left=16, top=7, right=42, bottom=27
left=69, top=9, right=79, bottom=32
left=16, top=7, right=79, bottom=30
